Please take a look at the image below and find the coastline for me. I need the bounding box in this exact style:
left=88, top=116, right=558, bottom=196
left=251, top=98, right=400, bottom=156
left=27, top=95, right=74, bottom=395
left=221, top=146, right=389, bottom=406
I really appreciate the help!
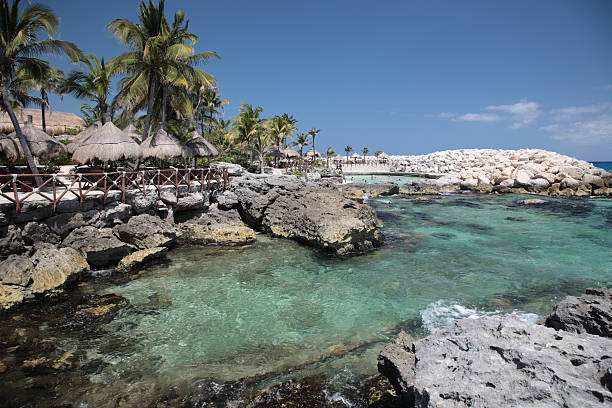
left=0, top=148, right=610, bottom=407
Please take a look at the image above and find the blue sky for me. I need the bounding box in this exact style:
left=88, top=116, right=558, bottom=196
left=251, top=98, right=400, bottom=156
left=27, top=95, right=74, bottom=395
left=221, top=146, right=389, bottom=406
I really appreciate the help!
left=44, top=0, right=612, bottom=160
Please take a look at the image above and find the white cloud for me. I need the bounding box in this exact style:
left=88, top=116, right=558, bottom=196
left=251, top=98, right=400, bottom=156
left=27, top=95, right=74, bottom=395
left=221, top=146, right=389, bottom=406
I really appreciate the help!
left=485, top=100, right=540, bottom=128
left=454, top=113, right=502, bottom=122
left=539, top=114, right=612, bottom=145
left=550, top=103, right=610, bottom=121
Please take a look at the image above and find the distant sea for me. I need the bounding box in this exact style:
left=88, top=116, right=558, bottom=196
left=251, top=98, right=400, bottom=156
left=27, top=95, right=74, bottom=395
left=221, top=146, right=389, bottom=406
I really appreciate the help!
left=592, top=161, right=612, bottom=171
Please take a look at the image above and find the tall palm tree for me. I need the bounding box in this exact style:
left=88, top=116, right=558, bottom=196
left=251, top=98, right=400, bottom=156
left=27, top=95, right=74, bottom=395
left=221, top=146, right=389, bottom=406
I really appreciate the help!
left=326, top=146, right=336, bottom=168
left=108, top=0, right=219, bottom=136
left=251, top=122, right=272, bottom=174
left=61, top=54, right=113, bottom=123
left=195, top=87, right=228, bottom=141
left=308, top=128, right=320, bottom=157
left=233, top=103, right=263, bottom=162
left=344, top=145, right=352, bottom=162
left=280, top=113, right=297, bottom=147
left=0, top=0, right=81, bottom=178
left=27, top=66, right=64, bottom=133
left=362, top=147, right=369, bottom=163
left=294, top=132, right=308, bottom=158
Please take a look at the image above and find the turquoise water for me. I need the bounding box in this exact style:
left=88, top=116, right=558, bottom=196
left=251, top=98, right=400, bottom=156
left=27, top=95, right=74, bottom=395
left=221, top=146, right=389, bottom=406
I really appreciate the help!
left=345, top=174, right=422, bottom=185
left=592, top=161, right=612, bottom=171
left=3, top=194, right=611, bottom=407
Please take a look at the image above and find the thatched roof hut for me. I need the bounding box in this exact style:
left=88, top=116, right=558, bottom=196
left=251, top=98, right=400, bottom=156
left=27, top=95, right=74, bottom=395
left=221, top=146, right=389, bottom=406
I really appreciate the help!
left=332, top=155, right=344, bottom=161
left=351, top=152, right=362, bottom=159
left=378, top=152, right=390, bottom=160
left=7, top=122, right=67, bottom=160
left=0, top=133, right=21, bottom=161
left=281, top=147, right=300, bottom=158
left=186, top=130, right=218, bottom=157
left=141, top=128, right=192, bottom=159
left=72, top=121, right=143, bottom=164
left=123, top=123, right=144, bottom=143
left=0, top=108, right=85, bottom=136
left=66, top=122, right=100, bottom=154
left=305, top=148, right=321, bottom=158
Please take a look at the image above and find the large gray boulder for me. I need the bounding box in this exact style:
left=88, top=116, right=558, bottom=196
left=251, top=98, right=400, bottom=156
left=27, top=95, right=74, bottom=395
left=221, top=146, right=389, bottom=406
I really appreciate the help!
left=231, top=174, right=383, bottom=255
left=544, top=287, right=611, bottom=338
left=0, top=245, right=88, bottom=310
left=177, top=204, right=255, bottom=246
left=113, top=214, right=179, bottom=250
left=263, top=187, right=383, bottom=256
left=378, top=316, right=612, bottom=407
left=0, top=225, right=25, bottom=258
left=63, top=226, right=132, bottom=267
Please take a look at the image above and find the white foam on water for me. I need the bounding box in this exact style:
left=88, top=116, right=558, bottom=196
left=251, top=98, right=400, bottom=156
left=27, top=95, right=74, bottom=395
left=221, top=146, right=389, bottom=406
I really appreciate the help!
left=420, top=300, right=540, bottom=334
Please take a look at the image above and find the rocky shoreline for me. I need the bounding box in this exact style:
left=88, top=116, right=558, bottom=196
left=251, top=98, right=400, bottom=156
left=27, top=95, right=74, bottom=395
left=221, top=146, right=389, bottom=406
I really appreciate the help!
left=391, top=149, right=612, bottom=196
left=378, top=287, right=612, bottom=407
left=0, top=171, right=382, bottom=310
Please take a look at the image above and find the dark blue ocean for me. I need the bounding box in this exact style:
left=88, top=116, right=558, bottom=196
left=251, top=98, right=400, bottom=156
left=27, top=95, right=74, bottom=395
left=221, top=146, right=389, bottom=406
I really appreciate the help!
left=592, top=161, right=612, bottom=171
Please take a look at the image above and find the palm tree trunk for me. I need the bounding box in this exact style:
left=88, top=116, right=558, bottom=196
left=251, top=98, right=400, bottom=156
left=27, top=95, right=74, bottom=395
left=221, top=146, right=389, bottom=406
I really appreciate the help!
left=259, top=153, right=264, bottom=174
left=2, top=79, right=42, bottom=186
left=142, top=75, right=157, bottom=138
left=161, top=82, right=167, bottom=128
left=41, top=89, right=47, bottom=133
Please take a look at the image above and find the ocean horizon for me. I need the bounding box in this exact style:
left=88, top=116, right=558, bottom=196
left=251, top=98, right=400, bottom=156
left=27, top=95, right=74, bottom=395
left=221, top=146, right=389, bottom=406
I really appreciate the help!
left=592, top=161, right=612, bottom=171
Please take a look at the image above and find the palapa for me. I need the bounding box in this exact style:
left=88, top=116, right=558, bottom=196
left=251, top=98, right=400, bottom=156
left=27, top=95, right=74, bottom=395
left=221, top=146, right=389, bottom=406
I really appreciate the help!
left=8, top=122, right=67, bottom=160
left=332, top=155, right=344, bottom=161
left=304, top=148, right=321, bottom=157
left=141, top=127, right=192, bottom=159
left=351, top=152, right=362, bottom=159
left=281, top=146, right=300, bottom=158
left=123, top=123, right=144, bottom=143
left=72, top=121, right=143, bottom=164
left=0, top=133, right=21, bottom=161
left=186, top=130, right=218, bottom=157
left=67, top=122, right=100, bottom=154
left=378, top=152, right=390, bottom=160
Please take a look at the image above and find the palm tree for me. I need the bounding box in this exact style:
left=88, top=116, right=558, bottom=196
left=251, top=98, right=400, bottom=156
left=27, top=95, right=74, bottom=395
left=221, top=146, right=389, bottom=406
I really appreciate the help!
left=344, top=145, right=352, bottom=162
left=251, top=122, right=272, bottom=174
left=362, top=147, right=369, bottom=163
left=280, top=113, right=297, bottom=147
left=195, top=87, right=228, bottom=141
left=233, top=103, right=263, bottom=162
left=325, top=146, right=336, bottom=168
left=375, top=150, right=382, bottom=159
left=108, top=0, right=219, bottom=136
left=61, top=54, right=113, bottom=124
left=28, top=67, right=64, bottom=133
left=0, top=0, right=81, bottom=178
left=294, top=132, right=308, bottom=158
left=308, top=128, right=320, bottom=157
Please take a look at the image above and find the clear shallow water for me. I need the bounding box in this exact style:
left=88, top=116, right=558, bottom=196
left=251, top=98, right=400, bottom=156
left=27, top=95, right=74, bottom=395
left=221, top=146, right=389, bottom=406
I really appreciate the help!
left=3, top=194, right=612, bottom=407
left=344, top=174, right=422, bottom=185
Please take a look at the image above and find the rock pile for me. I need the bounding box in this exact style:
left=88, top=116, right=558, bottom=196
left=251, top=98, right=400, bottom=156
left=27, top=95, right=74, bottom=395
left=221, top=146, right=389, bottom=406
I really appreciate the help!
left=1, top=172, right=383, bottom=309
left=393, top=149, right=612, bottom=196
left=378, top=287, right=612, bottom=407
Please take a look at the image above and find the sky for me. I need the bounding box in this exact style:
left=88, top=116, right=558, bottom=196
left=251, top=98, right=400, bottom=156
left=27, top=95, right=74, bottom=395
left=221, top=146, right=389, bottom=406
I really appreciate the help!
left=42, top=0, right=612, bottom=160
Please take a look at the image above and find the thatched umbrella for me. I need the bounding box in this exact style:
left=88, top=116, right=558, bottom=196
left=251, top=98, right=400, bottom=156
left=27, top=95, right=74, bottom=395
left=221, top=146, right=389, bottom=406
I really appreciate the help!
left=123, top=123, right=144, bottom=144
left=332, top=155, right=344, bottom=161
left=186, top=130, right=218, bottom=157
left=378, top=152, right=390, bottom=161
left=351, top=152, right=362, bottom=160
left=305, top=148, right=321, bottom=158
left=8, top=122, right=67, bottom=160
left=72, top=120, right=143, bottom=164
left=0, top=133, right=21, bottom=161
left=141, top=127, right=192, bottom=160
left=281, top=147, right=300, bottom=158
left=67, top=122, right=100, bottom=154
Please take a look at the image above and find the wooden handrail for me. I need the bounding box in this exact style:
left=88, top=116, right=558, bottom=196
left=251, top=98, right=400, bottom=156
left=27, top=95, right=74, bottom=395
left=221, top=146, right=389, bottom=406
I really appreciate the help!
left=0, top=167, right=229, bottom=213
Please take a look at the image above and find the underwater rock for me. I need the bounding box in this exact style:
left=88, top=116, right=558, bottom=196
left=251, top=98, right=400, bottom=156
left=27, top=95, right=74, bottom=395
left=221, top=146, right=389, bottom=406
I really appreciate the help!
left=116, top=247, right=168, bottom=274
left=378, top=316, right=612, bottom=407
left=74, top=293, right=129, bottom=324
left=544, top=287, right=611, bottom=338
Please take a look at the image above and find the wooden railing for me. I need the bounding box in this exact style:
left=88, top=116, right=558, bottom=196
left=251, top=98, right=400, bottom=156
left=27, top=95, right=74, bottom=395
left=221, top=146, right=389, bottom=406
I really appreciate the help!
left=0, top=167, right=229, bottom=213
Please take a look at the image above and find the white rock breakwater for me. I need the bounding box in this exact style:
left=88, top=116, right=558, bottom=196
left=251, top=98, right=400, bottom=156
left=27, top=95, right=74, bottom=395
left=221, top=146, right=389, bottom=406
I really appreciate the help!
left=391, top=149, right=611, bottom=196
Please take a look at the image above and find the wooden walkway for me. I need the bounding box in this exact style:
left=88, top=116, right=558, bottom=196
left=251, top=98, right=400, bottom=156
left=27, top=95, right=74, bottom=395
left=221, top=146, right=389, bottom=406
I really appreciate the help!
left=0, top=167, right=229, bottom=213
